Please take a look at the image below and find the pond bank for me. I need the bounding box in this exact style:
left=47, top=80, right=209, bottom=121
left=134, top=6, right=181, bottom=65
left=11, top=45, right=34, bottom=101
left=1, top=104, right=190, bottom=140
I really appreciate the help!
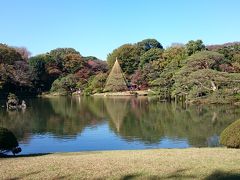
left=93, top=90, right=149, bottom=96
left=39, top=90, right=150, bottom=97
left=39, top=91, right=240, bottom=105
left=1, top=148, right=240, bottom=179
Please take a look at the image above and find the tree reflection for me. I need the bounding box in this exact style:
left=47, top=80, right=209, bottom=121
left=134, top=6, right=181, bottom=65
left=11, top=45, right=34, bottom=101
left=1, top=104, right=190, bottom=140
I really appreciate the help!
left=0, top=96, right=240, bottom=147
left=105, top=97, right=240, bottom=146
left=0, top=97, right=105, bottom=142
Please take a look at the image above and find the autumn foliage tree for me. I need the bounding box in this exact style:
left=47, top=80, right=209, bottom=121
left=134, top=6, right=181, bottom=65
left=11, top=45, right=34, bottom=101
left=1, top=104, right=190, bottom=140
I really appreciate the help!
left=13, top=47, right=31, bottom=61
left=1, top=39, right=240, bottom=102
left=0, top=44, right=35, bottom=97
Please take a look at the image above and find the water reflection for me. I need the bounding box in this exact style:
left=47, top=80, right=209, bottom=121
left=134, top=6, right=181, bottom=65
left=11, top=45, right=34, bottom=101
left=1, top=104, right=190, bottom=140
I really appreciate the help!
left=0, top=96, right=240, bottom=152
left=105, top=97, right=240, bottom=146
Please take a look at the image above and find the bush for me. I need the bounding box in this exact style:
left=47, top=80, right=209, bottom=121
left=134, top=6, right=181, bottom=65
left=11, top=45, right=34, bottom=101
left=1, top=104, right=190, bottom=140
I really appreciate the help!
left=0, top=127, right=21, bottom=154
left=51, top=74, right=77, bottom=95
left=220, top=119, right=240, bottom=148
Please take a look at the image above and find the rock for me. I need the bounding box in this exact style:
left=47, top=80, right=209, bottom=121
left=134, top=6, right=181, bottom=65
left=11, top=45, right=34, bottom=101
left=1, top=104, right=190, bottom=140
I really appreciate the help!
left=6, top=93, right=26, bottom=110
left=234, top=102, right=240, bottom=106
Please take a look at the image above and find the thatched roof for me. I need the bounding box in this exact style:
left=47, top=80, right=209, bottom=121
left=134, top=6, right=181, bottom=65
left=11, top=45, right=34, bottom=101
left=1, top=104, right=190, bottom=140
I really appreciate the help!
left=104, top=58, right=128, bottom=92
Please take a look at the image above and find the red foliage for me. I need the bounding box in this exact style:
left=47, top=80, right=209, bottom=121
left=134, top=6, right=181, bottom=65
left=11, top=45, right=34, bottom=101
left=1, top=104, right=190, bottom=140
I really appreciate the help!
left=75, top=67, right=91, bottom=80
left=13, top=47, right=31, bottom=61
left=206, top=42, right=240, bottom=51
left=219, top=64, right=237, bottom=73
left=87, top=59, right=108, bottom=74
left=46, top=65, right=62, bottom=77
left=130, top=70, right=148, bottom=90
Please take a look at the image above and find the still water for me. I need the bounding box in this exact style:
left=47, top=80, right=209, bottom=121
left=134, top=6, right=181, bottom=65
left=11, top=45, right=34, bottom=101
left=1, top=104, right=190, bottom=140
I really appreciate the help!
left=0, top=96, right=240, bottom=154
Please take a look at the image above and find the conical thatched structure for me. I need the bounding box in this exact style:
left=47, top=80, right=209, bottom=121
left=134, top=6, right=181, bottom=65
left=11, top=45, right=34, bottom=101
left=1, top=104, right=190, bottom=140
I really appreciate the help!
left=104, top=58, right=128, bottom=92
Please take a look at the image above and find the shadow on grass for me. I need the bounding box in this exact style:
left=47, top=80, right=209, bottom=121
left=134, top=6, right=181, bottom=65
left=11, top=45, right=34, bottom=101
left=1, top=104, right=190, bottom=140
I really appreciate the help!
left=120, top=168, right=196, bottom=180
left=57, top=151, right=103, bottom=156
left=163, top=168, right=196, bottom=179
left=0, top=150, right=105, bottom=158
left=205, top=170, right=240, bottom=180
left=8, top=170, right=67, bottom=180
left=7, top=170, right=41, bottom=180
left=0, top=153, right=51, bottom=158
left=120, top=173, right=142, bottom=180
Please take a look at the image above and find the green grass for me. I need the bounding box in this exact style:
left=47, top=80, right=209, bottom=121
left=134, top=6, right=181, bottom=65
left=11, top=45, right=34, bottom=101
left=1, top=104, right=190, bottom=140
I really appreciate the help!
left=0, top=148, right=240, bottom=179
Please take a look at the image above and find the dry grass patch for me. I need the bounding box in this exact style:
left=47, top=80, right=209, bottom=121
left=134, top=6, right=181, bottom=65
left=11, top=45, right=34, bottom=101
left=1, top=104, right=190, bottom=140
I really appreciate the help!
left=0, top=148, right=240, bottom=179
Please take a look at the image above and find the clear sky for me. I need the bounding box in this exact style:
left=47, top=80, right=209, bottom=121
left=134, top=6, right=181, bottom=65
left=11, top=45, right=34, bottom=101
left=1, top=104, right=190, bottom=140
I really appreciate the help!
left=1, top=0, right=240, bottom=60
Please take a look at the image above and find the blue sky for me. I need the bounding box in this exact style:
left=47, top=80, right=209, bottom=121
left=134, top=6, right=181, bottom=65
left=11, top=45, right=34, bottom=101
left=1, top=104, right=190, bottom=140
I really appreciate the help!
left=1, top=0, right=240, bottom=60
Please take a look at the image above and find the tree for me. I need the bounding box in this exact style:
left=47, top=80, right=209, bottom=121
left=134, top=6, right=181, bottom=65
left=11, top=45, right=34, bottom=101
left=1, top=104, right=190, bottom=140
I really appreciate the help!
left=144, top=60, right=165, bottom=82
left=107, top=44, right=141, bottom=74
left=163, top=46, right=187, bottom=64
left=48, top=48, right=81, bottom=73
left=0, top=44, right=23, bottom=64
left=137, top=39, right=163, bottom=53
left=232, top=54, right=240, bottom=72
left=211, top=44, right=240, bottom=73
left=13, top=47, right=31, bottom=61
left=49, top=48, right=80, bottom=60
left=130, top=70, right=148, bottom=90
left=139, top=48, right=163, bottom=68
left=0, top=61, right=34, bottom=92
left=149, top=46, right=187, bottom=96
left=107, top=39, right=163, bottom=75
left=10, top=61, right=34, bottom=87
left=29, top=54, right=60, bottom=92
left=86, top=58, right=108, bottom=73
left=51, top=74, right=78, bottom=95
left=181, top=51, right=226, bottom=72
left=0, top=44, right=35, bottom=96
left=186, top=40, right=205, bottom=56
left=85, top=72, right=108, bottom=93
left=208, top=43, right=240, bottom=61
left=62, top=53, right=85, bottom=73
left=172, top=51, right=240, bottom=103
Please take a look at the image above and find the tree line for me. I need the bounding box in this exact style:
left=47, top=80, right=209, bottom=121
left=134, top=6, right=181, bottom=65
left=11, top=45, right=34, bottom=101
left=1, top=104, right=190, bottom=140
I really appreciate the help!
left=0, top=44, right=108, bottom=98
left=107, top=39, right=240, bottom=103
left=0, top=39, right=240, bottom=103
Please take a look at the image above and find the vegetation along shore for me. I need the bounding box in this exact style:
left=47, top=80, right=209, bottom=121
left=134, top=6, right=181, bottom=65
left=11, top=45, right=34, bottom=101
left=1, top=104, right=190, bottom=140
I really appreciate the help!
left=1, top=40, right=240, bottom=104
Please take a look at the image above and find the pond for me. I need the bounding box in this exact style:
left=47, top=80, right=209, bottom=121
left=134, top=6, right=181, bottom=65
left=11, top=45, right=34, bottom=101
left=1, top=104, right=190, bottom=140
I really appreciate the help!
left=0, top=96, right=240, bottom=154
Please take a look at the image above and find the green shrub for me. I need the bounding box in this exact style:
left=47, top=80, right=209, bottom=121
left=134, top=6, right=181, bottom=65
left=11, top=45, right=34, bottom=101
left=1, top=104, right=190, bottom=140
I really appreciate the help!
left=220, top=119, right=240, bottom=148
left=51, top=74, right=77, bottom=95
left=0, top=127, right=19, bottom=151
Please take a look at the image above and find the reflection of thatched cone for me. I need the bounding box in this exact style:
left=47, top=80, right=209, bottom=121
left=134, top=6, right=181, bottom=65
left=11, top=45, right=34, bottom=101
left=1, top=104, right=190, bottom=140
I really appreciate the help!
left=104, top=98, right=129, bottom=132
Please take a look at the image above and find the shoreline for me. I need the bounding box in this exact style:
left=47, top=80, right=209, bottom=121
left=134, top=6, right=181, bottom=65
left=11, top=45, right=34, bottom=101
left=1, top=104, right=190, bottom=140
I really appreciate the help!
left=1, top=148, right=240, bottom=179
left=0, top=146, right=229, bottom=157
left=93, top=90, right=149, bottom=96
left=38, top=92, right=240, bottom=106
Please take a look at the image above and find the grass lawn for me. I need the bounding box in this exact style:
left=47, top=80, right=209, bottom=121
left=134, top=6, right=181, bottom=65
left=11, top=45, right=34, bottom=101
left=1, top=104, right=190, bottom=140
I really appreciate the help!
left=0, top=148, right=240, bottom=179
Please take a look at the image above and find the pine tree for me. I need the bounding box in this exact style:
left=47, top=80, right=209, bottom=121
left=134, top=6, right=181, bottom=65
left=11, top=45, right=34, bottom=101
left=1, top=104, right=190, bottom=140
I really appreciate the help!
left=104, top=58, right=128, bottom=92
